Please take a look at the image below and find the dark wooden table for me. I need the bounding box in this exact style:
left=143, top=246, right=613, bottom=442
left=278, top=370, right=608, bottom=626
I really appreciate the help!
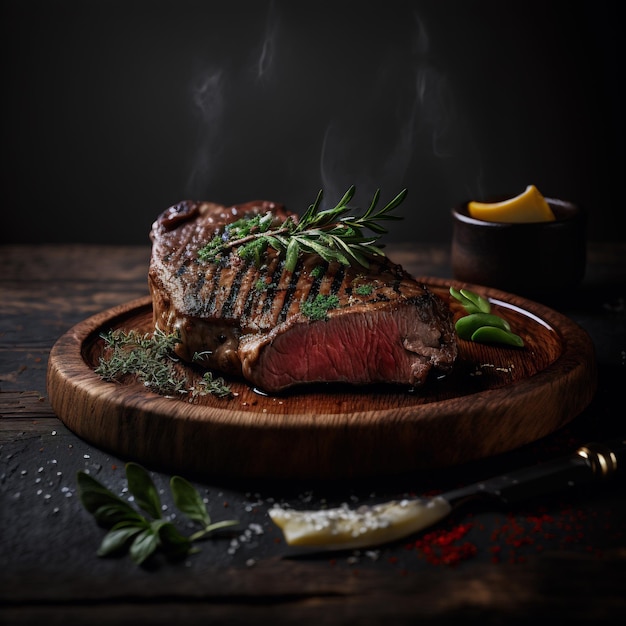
left=2, top=242, right=625, bottom=625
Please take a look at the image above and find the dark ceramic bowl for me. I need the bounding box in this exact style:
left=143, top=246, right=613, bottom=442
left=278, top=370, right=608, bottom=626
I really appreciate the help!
left=451, top=197, right=586, bottom=297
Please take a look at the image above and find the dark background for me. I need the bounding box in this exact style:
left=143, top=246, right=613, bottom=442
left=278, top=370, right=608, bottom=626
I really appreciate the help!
left=2, top=0, right=624, bottom=245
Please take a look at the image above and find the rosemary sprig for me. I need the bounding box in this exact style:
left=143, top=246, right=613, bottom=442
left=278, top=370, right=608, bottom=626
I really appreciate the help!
left=197, top=186, right=407, bottom=271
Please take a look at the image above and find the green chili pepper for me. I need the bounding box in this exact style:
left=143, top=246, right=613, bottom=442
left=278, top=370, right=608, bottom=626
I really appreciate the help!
left=470, top=326, right=524, bottom=348
left=449, top=287, right=491, bottom=314
left=459, top=289, right=491, bottom=313
left=450, top=286, right=524, bottom=348
left=455, top=313, right=511, bottom=340
left=449, top=287, right=475, bottom=312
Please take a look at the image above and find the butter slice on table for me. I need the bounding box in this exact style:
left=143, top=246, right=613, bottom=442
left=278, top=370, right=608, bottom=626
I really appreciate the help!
left=468, top=185, right=556, bottom=223
left=269, top=497, right=452, bottom=551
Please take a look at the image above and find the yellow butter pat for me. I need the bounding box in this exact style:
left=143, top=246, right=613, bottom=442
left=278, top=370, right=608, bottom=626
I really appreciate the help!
left=468, top=185, right=555, bottom=223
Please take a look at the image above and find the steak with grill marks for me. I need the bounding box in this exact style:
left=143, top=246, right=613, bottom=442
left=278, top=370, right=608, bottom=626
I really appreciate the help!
left=148, top=199, right=458, bottom=393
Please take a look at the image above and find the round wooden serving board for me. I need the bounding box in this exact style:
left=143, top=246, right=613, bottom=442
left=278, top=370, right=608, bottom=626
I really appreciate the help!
left=47, top=278, right=597, bottom=480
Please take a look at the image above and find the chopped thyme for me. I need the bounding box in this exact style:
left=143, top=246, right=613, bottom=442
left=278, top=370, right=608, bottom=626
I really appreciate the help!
left=198, top=212, right=276, bottom=265
left=310, top=265, right=325, bottom=279
left=300, top=294, right=340, bottom=321
left=355, top=283, right=374, bottom=296
left=254, top=279, right=276, bottom=292
left=190, top=371, right=233, bottom=399
left=95, top=328, right=233, bottom=399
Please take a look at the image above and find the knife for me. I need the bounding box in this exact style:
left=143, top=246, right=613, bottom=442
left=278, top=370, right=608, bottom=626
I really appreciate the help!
left=268, top=438, right=625, bottom=552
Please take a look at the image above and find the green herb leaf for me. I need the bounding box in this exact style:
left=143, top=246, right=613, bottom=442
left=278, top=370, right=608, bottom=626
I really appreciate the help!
left=310, top=265, right=325, bottom=279
left=192, top=371, right=233, bottom=399
left=170, top=476, right=211, bottom=527
left=285, top=237, right=300, bottom=273
left=78, top=463, right=239, bottom=567
left=77, top=471, right=142, bottom=526
left=156, top=520, right=194, bottom=559
left=92, top=504, right=145, bottom=527
left=189, top=519, right=240, bottom=543
left=307, top=237, right=350, bottom=264
left=300, top=293, right=340, bottom=321
left=126, top=462, right=162, bottom=519
left=95, top=328, right=232, bottom=399
left=129, top=527, right=160, bottom=565
left=354, top=283, right=374, bottom=296
left=97, top=524, right=145, bottom=557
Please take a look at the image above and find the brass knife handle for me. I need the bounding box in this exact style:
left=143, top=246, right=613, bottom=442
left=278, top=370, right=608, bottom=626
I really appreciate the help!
left=471, top=437, right=626, bottom=506
left=575, top=439, right=624, bottom=479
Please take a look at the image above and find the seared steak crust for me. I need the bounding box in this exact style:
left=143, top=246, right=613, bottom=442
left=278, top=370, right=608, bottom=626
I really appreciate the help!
left=149, top=199, right=457, bottom=393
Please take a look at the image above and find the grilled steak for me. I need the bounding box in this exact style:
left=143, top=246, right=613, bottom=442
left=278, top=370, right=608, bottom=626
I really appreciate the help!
left=148, top=199, right=458, bottom=393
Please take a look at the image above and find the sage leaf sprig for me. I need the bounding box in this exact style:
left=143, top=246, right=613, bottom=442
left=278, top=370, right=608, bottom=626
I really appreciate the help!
left=197, top=186, right=407, bottom=272
left=450, top=287, right=524, bottom=348
left=170, top=476, right=240, bottom=542
left=77, top=463, right=238, bottom=566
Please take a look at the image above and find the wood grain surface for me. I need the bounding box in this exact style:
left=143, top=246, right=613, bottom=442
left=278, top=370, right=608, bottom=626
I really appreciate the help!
left=46, top=278, right=597, bottom=479
left=4, top=242, right=625, bottom=626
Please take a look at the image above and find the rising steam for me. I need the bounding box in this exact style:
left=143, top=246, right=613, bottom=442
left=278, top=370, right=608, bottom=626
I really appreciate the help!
left=185, top=4, right=479, bottom=225
left=318, top=12, right=443, bottom=208
left=187, top=68, right=226, bottom=198
left=256, top=0, right=279, bottom=82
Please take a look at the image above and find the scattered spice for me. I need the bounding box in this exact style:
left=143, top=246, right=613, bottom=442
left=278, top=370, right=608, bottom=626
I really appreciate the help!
left=407, top=522, right=477, bottom=566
